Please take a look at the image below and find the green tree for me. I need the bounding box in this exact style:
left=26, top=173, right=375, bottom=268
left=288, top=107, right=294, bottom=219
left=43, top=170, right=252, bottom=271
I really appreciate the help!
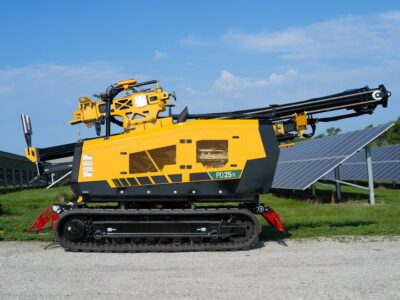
left=386, top=117, right=400, bottom=144
left=326, top=127, right=341, bottom=136
left=368, top=117, right=400, bottom=147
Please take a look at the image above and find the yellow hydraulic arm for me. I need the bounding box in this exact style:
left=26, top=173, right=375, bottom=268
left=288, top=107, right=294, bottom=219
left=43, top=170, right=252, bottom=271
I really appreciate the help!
left=69, top=79, right=172, bottom=133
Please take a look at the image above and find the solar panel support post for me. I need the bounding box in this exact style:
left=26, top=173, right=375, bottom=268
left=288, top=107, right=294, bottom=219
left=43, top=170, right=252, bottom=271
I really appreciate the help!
left=311, top=184, right=316, bottom=197
left=328, top=179, right=369, bottom=190
left=19, top=169, right=23, bottom=190
left=334, top=167, right=342, bottom=202
left=11, top=168, right=16, bottom=190
left=46, top=171, right=72, bottom=189
left=2, top=167, right=7, bottom=192
left=365, top=146, right=375, bottom=205
left=26, top=168, right=30, bottom=188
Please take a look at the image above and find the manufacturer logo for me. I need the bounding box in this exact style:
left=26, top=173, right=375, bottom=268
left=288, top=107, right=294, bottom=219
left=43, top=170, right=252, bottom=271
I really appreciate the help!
left=208, top=170, right=242, bottom=180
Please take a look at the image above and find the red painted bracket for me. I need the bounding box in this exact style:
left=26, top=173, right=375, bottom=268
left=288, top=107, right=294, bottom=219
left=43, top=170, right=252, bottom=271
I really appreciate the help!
left=27, top=206, right=59, bottom=233
left=261, top=206, right=286, bottom=233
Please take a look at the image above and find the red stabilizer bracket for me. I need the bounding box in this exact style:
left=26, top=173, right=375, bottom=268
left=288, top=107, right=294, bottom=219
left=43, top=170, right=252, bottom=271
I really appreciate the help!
left=27, top=207, right=59, bottom=233
left=261, top=206, right=286, bottom=233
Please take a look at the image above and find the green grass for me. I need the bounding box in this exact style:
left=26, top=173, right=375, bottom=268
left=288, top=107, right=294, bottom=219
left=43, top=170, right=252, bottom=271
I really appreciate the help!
left=0, top=187, right=71, bottom=241
left=260, top=185, right=400, bottom=240
left=0, top=185, right=399, bottom=242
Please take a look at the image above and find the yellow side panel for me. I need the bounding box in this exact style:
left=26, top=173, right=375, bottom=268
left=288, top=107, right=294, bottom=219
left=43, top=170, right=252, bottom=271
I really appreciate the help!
left=77, top=120, right=266, bottom=186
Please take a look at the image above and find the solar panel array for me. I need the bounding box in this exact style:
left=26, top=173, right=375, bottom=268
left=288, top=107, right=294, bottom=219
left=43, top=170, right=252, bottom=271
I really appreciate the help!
left=324, top=144, right=400, bottom=181
left=271, top=123, right=393, bottom=190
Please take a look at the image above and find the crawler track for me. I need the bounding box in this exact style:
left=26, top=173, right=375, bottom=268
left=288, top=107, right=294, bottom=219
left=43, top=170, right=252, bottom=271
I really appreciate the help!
left=54, top=208, right=260, bottom=252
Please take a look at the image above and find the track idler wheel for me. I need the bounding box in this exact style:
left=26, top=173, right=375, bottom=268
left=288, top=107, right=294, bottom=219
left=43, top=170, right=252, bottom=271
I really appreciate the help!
left=63, top=219, right=86, bottom=242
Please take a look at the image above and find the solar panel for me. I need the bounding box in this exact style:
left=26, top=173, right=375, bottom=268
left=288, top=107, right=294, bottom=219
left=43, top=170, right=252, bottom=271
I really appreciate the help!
left=324, top=144, right=400, bottom=181
left=272, top=123, right=394, bottom=190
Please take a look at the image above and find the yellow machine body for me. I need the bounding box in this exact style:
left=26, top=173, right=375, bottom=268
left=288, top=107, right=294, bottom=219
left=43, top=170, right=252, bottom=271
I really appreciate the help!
left=21, top=78, right=390, bottom=252
left=78, top=119, right=266, bottom=187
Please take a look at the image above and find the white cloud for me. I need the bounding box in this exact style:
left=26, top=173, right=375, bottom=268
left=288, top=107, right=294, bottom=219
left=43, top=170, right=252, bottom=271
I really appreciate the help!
left=222, top=29, right=308, bottom=53
left=177, top=61, right=399, bottom=126
left=0, top=62, right=149, bottom=153
left=0, top=62, right=130, bottom=97
left=179, top=35, right=209, bottom=47
left=221, top=10, right=400, bottom=60
left=214, top=69, right=297, bottom=90
left=184, top=86, right=195, bottom=93
left=379, top=10, right=400, bottom=21
left=153, top=50, right=168, bottom=60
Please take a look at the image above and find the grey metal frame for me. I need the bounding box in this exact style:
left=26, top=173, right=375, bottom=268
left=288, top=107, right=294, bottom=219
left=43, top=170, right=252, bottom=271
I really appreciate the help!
left=272, top=124, right=395, bottom=205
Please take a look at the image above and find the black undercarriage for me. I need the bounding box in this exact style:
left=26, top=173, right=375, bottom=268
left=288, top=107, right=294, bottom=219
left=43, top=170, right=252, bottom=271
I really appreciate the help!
left=55, top=207, right=260, bottom=252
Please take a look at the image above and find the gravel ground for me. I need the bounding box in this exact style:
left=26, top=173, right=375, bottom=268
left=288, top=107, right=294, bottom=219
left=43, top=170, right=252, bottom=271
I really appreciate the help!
left=0, top=237, right=399, bottom=300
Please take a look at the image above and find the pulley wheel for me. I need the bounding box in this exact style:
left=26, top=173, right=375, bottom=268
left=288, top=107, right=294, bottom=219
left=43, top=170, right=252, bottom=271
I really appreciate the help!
left=63, top=219, right=86, bottom=242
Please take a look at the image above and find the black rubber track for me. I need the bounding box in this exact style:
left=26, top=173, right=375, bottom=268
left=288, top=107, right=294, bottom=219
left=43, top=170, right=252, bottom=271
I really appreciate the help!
left=54, top=208, right=260, bottom=252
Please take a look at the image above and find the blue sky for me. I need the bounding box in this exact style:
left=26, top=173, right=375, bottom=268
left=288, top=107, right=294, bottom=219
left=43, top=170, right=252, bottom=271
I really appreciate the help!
left=1, top=0, right=399, bottom=154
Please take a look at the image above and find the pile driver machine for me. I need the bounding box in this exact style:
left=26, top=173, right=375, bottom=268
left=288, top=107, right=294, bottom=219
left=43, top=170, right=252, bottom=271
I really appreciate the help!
left=22, top=78, right=391, bottom=252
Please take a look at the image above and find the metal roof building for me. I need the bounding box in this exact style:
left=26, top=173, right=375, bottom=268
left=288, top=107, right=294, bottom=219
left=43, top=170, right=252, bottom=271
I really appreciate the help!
left=0, top=150, right=37, bottom=192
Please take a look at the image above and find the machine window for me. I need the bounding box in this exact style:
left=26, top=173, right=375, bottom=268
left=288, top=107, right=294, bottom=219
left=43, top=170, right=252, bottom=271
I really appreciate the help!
left=129, top=151, right=157, bottom=174
left=148, top=145, right=176, bottom=170
left=129, top=145, right=176, bottom=174
left=196, top=140, right=228, bottom=168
